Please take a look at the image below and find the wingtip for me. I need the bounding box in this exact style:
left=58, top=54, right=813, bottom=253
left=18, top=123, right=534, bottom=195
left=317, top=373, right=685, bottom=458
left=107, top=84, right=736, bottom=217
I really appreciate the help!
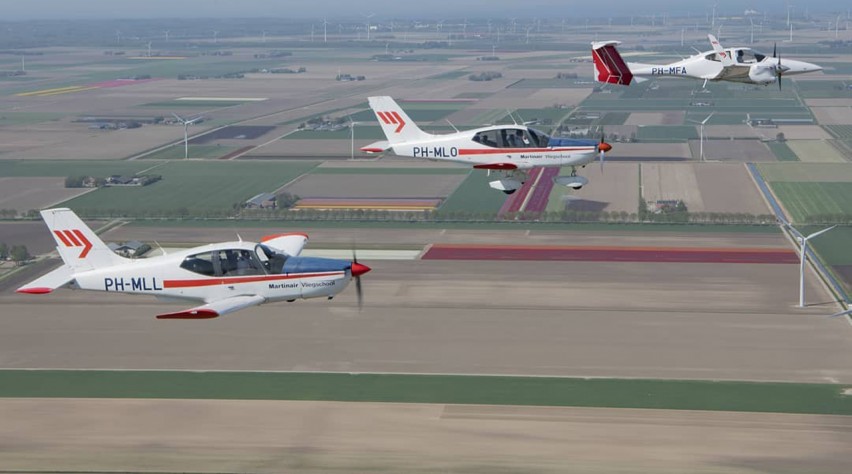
left=16, top=287, right=53, bottom=295
left=156, top=309, right=219, bottom=319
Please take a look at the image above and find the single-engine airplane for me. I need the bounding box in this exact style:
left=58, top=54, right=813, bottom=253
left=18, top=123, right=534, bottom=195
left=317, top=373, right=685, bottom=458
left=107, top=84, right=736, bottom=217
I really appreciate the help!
left=361, top=96, right=612, bottom=194
left=592, top=34, right=822, bottom=89
left=16, top=208, right=370, bottom=318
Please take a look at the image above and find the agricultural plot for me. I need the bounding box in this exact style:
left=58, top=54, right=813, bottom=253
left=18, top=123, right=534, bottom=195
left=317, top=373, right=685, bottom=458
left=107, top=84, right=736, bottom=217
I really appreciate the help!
left=0, top=177, right=92, bottom=213
left=757, top=163, right=852, bottom=182
left=439, top=171, right=507, bottom=214
left=282, top=173, right=466, bottom=200
left=625, top=112, right=684, bottom=126
left=189, top=126, right=277, bottom=143
left=812, top=108, right=852, bottom=125
left=140, top=145, right=239, bottom=160
left=0, top=160, right=151, bottom=178
left=766, top=142, right=800, bottom=162
left=0, top=112, right=65, bottom=126
left=770, top=182, right=852, bottom=223
left=547, top=163, right=639, bottom=214
left=775, top=126, right=832, bottom=140
left=59, top=161, right=319, bottom=216
left=786, top=140, right=847, bottom=163
left=636, top=125, right=698, bottom=142
left=694, top=140, right=776, bottom=162
left=795, top=80, right=852, bottom=99
left=824, top=125, right=852, bottom=139
left=596, top=112, right=630, bottom=126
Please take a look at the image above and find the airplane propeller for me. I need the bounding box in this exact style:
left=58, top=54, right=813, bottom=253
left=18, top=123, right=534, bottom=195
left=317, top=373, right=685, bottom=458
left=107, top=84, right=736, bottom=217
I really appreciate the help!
left=597, top=133, right=612, bottom=172
left=350, top=248, right=370, bottom=310
left=771, top=43, right=790, bottom=91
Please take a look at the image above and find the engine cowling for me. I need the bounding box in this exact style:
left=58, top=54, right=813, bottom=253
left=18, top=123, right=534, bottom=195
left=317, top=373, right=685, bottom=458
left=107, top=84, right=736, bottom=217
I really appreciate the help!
left=748, top=66, right=776, bottom=85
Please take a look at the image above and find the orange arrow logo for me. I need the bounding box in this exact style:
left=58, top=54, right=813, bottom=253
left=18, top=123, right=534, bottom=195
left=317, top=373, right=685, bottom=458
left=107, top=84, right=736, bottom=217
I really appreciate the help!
left=53, top=229, right=93, bottom=258
left=376, top=110, right=406, bottom=133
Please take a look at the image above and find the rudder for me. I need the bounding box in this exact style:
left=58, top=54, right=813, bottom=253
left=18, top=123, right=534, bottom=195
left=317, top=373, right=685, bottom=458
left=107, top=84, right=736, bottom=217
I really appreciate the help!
left=41, top=208, right=127, bottom=271
left=591, top=41, right=633, bottom=86
left=367, top=96, right=432, bottom=145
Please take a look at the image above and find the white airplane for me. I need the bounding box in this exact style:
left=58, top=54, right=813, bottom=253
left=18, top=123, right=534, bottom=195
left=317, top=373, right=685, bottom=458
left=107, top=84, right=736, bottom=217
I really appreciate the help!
left=592, top=34, right=822, bottom=89
left=16, top=208, right=371, bottom=319
left=361, top=96, right=612, bottom=194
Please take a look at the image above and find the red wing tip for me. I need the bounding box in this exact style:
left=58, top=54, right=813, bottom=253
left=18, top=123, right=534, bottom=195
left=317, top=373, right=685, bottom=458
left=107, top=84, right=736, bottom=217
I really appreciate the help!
left=473, top=163, right=518, bottom=170
left=16, top=287, right=52, bottom=295
left=156, top=309, right=219, bottom=319
left=260, top=233, right=309, bottom=243
left=360, top=147, right=385, bottom=153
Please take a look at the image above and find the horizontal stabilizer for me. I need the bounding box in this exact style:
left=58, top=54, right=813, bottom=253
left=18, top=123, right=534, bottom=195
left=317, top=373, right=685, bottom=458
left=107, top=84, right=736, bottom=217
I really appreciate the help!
left=16, top=265, right=75, bottom=295
left=360, top=140, right=390, bottom=153
left=156, top=294, right=266, bottom=319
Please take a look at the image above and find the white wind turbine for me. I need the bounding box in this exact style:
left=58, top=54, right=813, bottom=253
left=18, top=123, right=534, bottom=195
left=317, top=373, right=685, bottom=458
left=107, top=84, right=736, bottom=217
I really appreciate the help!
left=363, top=13, right=375, bottom=40
left=688, top=112, right=714, bottom=162
left=779, top=216, right=836, bottom=307
left=347, top=117, right=369, bottom=160
left=172, top=113, right=203, bottom=159
left=323, top=18, right=328, bottom=43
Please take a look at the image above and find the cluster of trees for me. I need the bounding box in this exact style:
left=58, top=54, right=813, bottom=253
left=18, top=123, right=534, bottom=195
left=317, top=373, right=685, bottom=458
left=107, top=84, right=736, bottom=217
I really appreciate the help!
left=469, top=71, right=502, bottom=81
left=802, top=214, right=852, bottom=224
left=0, top=242, right=31, bottom=266
left=65, top=176, right=104, bottom=188
left=0, top=209, right=18, bottom=218
left=274, top=192, right=300, bottom=209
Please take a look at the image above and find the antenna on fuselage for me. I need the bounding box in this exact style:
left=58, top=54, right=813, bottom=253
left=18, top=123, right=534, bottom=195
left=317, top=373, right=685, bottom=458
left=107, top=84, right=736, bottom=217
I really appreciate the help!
left=506, top=109, right=518, bottom=125
left=237, top=233, right=243, bottom=242
left=445, top=118, right=459, bottom=133
left=154, top=241, right=167, bottom=256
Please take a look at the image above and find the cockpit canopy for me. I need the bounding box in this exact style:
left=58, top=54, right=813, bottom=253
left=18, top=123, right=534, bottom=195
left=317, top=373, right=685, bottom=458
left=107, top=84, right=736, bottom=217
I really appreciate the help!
left=180, top=244, right=289, bottom=277
left=471, top=127, right=550, bottom=148
left=706, top=48, right=767, bottom=64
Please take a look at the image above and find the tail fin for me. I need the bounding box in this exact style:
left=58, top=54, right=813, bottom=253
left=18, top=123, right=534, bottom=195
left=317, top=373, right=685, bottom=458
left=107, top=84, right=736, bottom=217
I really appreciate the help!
left=40, top=208, right=127, bottom=271
left=707, top=34, right=734, bottom=66
left=367, top=96, right=432, bottom=145
left=591, top=41, right=633, bottom=86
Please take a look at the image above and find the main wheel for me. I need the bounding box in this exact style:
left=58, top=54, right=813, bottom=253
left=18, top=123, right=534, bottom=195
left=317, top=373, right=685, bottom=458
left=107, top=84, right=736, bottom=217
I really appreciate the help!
left=503, top=189, right=516, bottom=195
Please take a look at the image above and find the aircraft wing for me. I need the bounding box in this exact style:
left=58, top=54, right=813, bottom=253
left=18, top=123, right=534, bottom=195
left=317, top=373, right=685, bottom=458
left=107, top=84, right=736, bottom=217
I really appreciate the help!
left=714, top=64, right=752, bottom=81
left=360, top=140, right=390, bottom=153
left=16, top=265, right=75, bottom=294
left=156, top=294, right=267, bottom=319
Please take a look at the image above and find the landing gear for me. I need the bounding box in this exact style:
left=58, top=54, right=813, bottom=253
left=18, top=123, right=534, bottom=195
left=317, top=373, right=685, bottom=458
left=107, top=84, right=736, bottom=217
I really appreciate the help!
left=488, top=169, right=527, bottom=194
left=554, top=175, right=589, bottom=190
left=503, top=189, right=517, bottom=195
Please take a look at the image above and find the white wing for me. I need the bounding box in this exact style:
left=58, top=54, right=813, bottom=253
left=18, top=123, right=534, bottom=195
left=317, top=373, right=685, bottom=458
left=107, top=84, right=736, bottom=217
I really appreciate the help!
left=156, top=294, right=266, bottom=319
left=16, top=265, right=75, bottom=294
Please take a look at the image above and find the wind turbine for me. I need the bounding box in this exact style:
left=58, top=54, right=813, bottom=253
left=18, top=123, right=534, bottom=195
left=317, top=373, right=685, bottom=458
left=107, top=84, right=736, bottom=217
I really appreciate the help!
left=347, top=117, right=368, bottom=160
left=146, top=41, right=152, bottom=57
left=163, top=30, right=170, bottom=41
left=323, top=18, right=328, bottom=43
left=363, top=13, right=375, bottom=40
left=779, top=217, right=836, bottom=307
left=213, top=30, right=219, bottom=43
left=688, top=112, right=714, bottom=162
left=172, top=113, right=203, bottom=159
left=115, top=29, right=121, bottom=45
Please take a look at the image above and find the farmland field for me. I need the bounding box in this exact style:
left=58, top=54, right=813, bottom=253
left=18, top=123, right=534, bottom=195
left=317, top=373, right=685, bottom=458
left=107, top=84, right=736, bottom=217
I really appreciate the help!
left=636, top=125, right=698, bottom=142
left=758, top=163, right=852, bottom=182
left=786, top=140, right=847, bottom=163
left=766, top=142, right=800, bottom=162
left=770, top=182, right=852, bottom=223
left=824, top=125, right=852, bottom=140
left=59, top=161, right=319, bottom=215
left=0, top=160, right=152, bottom=178
left=439, top=170, right=507, bottom=214
left=140, top=145, right=239, bottom=160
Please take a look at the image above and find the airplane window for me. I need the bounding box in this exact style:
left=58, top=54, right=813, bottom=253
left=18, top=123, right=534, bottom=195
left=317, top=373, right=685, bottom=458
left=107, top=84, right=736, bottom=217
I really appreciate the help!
left=505, top=128, right=528, bottom=148
left=754, top=52, right=766, bottom=62
left=219, top=249, right=265, bottom=276
left=180, top=252, right=216, bottom=277
left=528, top=128, right=548, bottom=147
left=738, top=50, right=758, bottom=64
left=256, top=244, right=287, bottom=274
left=706, top=53, right=720, bottom=62
left=473, top=130, right=500, bottom=148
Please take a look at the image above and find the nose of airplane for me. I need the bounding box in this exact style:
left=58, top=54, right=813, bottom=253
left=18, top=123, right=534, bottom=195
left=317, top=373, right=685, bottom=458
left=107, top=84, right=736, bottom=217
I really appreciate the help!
left=350, top=262, right=371, bottom=277
left=786, top=59, right=822, bottom=74
left=598, top=142, right=612, bottom=153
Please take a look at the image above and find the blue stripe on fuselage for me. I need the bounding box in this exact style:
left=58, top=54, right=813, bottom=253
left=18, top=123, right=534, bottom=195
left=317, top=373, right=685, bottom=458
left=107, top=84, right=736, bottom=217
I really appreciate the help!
left=282, top=256, right=350, bottom=275
left=547, top=138, right=599, bottom=147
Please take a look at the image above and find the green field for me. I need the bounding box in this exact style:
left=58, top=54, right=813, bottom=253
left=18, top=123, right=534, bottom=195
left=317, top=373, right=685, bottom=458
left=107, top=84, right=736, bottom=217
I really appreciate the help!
left=141, top=144, right=239, bottom=160
left=0, top=370, right=850, bottom=415
left=286, top=127, right=385, bottom=140
left=796, top=80, right=852, bottom=98
left=596, top=112, right=630, bottom=125
left=766, top=141, right=800, bottom=162
left=0, top=112, right=65, bottom=126
left=508, top=79, right=587, bottom=89
left=498, top=107, right=572, bottom=125
left=454, top=92, right=492, bottom=99
left=770, top=181, right=852, bottom=223
left=824, top=125, right=852, bottom=140
left=636, top=125, right=698, bottom=141
left=439, top=170, right=507, bottom=214
left=0, top=160, right=152, bottom=177
left=802, top=225, right=852, bottom=266
left=757, top=163, right=852, bottom=182
left=426, top=70, right=468, bottom=80
left=60, top=160, right=319, bottom=215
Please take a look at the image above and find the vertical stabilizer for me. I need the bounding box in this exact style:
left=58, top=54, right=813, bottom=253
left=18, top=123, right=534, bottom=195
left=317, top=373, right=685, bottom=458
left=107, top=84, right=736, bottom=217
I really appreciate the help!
left=367, top=96, right=433, bottom=145
left=40, top=208, right=127, bottom=271
left=591, top=41, right=634, bottom=85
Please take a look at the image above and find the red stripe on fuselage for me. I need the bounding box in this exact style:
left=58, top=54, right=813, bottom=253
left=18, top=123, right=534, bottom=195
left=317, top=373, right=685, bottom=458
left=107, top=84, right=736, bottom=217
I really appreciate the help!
left=163, top=271, right=344, bottom=289
left=459, top=147, right=594, bottom=155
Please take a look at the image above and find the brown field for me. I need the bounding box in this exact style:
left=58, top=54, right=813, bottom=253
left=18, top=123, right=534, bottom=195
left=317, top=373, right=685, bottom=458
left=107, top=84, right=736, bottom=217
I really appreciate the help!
left=788, top=140, right=848, bottom=163
left=614, top=142, right=691, bottom=159
left=811, top=107, right=852, bottom=125
left=0, top=177, right=92, bottom=212
left=690, top=139, right=776, bottom=162
left=641, top=163, right=770, bottom=214
left=2, top=399, right=850, bottom=474
left=560, top=162, right=639, bottom=213
left=704, top=125, right=762, bottom=139
left=282, top=173, right=466, bottom=199
left=625, top=111, right=684, bottom=126
left=775, top=125, right=833, bottom=140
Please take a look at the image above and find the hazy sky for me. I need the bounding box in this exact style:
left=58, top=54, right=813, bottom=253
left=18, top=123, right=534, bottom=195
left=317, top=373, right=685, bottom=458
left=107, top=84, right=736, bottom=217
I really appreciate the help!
left=1, top=1, right=842, bottom=20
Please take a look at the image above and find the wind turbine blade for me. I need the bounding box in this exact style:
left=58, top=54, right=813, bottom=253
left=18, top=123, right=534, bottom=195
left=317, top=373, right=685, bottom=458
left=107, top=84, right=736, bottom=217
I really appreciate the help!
left=702, top=112, right=714, bottom=125
left=829, top=308, right=852, bottom=319
left=805, top=225, right=837, bottom=241
left=171, top=112, right=184, bottom=123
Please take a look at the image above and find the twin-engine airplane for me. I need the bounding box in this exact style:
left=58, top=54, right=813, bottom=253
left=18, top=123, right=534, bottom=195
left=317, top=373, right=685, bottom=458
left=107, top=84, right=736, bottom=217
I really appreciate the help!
left=16, top=208, right=370, bottom=318
left=361, top=96, right=612, bottom=194
left=592, top=34, right=821, bottom=89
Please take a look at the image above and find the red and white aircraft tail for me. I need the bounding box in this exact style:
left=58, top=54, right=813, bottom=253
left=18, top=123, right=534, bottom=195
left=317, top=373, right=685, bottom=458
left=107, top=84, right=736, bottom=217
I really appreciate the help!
left=591, top=41, right=634, bottom=86
left=367, top=96, right=433, bottom=145
left=41, top=208, right=127, bottom=272
left=17, top=208, right=127, bottom=295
